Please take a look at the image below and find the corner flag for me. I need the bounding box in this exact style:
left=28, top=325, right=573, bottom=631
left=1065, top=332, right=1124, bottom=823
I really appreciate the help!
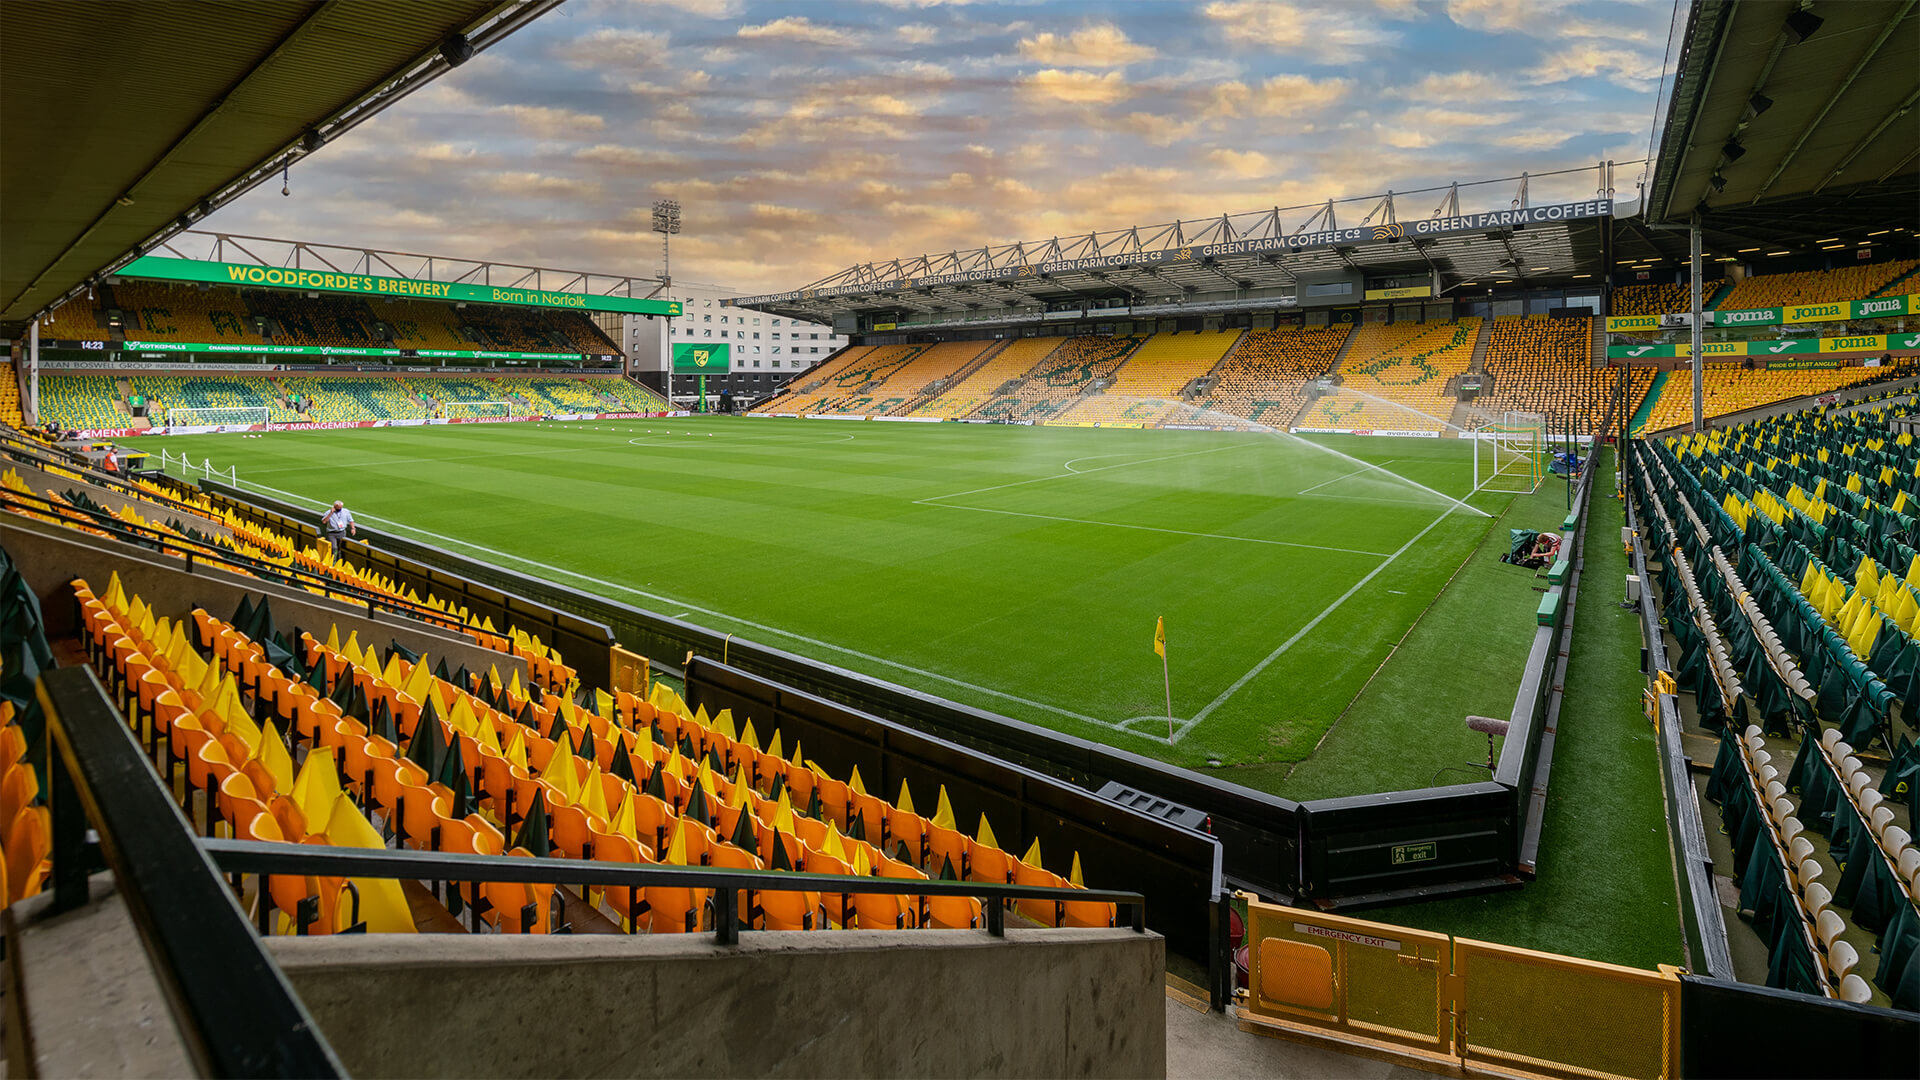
left=1154, top=616, right=1171, bottom=741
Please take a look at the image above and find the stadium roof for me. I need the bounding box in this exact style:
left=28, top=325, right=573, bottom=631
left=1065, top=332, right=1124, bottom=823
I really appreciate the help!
left=1628, top=0, right=1919, bottom=259
left=732, top=165, right=1635, bottom=326
left=0, top=0, right=561, bottom=331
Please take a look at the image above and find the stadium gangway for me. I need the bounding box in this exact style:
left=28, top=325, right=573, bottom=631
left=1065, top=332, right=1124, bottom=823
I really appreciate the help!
left=0, top=488, right=469, bottom=635
left=34, top=665, right=1148, bottom=1073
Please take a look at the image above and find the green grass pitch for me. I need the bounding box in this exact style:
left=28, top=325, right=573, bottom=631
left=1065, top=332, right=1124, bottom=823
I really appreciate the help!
left=155, top=417, right=1555, bottom=797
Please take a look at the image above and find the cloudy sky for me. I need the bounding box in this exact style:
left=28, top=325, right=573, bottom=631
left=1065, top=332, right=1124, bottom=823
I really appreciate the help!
left=204, top=0, right=1679, bottom=295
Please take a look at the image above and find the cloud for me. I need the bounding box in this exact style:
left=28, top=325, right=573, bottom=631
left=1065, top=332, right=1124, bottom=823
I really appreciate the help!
left=898, top=23, right=938, bottom=44
left=1249, top=74, right=1351, bottom=115
left=1448, top=0, right=1654, bottom=41
left=561, top=28, right=670, bottom=68
left=1207, top=149, right=1275, bottom=178
left=572, top=144, right=684, bottom=166
left=494, top=104, right=605, bottom=137
left=737, top=17, right=855, bottom=48
left=1394, top=70, right=1526, bottom=103
left=1527, top=42, right=1663, bottom=85
left=1019, top=69, right=1132, bottom=105
left=1016, top=21, right=1156, bottom=67
left=1204, top=0, right=1397, bottom=63
left=472, top=171, right=599, bottom=198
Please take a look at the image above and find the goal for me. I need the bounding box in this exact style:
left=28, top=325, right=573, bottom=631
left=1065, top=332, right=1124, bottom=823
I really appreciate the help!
left=443, top=400, right=513, bottom=420
left=1471, top=411, right=1545, bottom=494
left=166, top=407, right=270, bottom=431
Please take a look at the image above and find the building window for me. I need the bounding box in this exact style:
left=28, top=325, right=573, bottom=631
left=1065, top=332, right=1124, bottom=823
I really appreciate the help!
left=703, top=314, right=711, bottom=322
left=752, top=332, right=760, bottom=340
left=721, top=330, right=728, bottom=338
left=771, top=333, right=780, bottom=340
left=704, top=329, right=712, bottom=337
left=720, top=315, right=729, bottom=324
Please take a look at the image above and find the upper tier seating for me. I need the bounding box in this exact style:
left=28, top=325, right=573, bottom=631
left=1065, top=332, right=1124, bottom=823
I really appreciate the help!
left=1715, top=262, right=1920, bottom=312
left=906, top=339, right=1064, bottom=419
left=375, top=300, right=472, bottom=350
left=1201, top=327, right=1348, bottom=428
left=1297, top=319, right=1480, bottom=434
left=37, top=296, right=110, bottom=342
left=975, top=336, right=1143, bottom=422
left=114, top=282, right=264, bottom=345
left=1613, top=283, right=1691, bottom=316
left=1060, top=330, right=1242, bottom=426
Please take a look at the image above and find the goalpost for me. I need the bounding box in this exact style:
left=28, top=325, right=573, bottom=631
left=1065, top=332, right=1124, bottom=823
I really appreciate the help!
left=165, top=406, right=270, bottom=431
left=443, top=400, right=513, bottom=420
left=1471, top=410, right=1546, bottom=494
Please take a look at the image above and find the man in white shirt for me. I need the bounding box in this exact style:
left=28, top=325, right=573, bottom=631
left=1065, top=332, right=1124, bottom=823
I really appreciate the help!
left=321, top=501, right=356, bottom=550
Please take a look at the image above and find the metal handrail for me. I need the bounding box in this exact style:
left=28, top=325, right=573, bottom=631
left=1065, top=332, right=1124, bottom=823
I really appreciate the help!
left=201, top=840, right=1148, bottom=946
left=39, top=665, right=344, bottom=1077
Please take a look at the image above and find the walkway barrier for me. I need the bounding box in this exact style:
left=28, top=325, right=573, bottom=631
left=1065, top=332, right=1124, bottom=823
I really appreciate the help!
left=1239, top=893, right=1918, bottom=1078
left=1239, top=894, right=1681, bottom=1079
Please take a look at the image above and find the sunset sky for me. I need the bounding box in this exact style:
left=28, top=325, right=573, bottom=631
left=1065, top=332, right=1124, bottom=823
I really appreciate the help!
left=203, top=0, right=1679, bottom=295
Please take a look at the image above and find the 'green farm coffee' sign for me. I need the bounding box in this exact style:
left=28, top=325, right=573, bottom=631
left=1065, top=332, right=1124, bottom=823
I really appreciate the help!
left=117, top=256, right=679, bottom=316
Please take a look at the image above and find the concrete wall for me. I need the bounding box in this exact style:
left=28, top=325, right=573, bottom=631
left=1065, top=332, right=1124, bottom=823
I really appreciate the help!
left=269, top=927, right=1165, bottom=1079
left=0, top=515, right=523, bottom=680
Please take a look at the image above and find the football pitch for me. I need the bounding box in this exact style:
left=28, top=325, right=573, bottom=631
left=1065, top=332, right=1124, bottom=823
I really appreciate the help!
left=158, top=417, right=1564, bottom=797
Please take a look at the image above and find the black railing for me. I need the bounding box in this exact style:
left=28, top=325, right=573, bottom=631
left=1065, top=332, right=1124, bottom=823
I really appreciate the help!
left=202, top=840, right=1147, bottom=947
left=38, top=665, right=345, bottom=1078
left=36, top=656, right=1150, bottom=1074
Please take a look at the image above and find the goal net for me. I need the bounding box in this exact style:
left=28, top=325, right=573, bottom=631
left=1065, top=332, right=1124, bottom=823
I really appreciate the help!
left=444, top=400, right=513, bottom=419
left=1471, top=411, right=1545, bottom=494
left=166, top=407, right=270, bottom=431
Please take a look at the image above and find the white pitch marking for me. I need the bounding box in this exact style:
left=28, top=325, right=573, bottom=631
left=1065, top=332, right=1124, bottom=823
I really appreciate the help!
left=235, top=477, right=1122, bottom=732
left=917, top=502, right=1389, bottom=557
left=919, top=444, right=1244, bottom=504
left=1165, top=504, right=1458, bottom=743
left=1297, top=459, right=1399, bottom=495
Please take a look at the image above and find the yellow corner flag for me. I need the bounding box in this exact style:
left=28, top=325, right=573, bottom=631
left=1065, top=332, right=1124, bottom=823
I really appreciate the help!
left=1153, top=616, right=1166, bottom=658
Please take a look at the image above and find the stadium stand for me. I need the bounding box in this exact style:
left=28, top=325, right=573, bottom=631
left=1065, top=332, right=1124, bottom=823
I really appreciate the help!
left=1635, top=364, right=1898, bottom=434
left=1611, top=283, right=1691, bottom=316
left=760, top=345, right=928, bottom=415
left=124, top=374, right=300, bottom=425
left=863, top=340, right=998, bottom=415
left=1201, top=326, right=1348, bottom=428
left=39, top=374, right=127, bottom=431
left=1713, top=261, right=1920, bottom=312
left=246, top=291, right=393, bottom=349
left=36, top=372, right=663, bottom=428
left=114, top=281, right=264, bottom=345
left=905, top=338, right=1063, bottom=419
left=1476, top=315, right=1613, bottom=431
left=0, top=364, right=22, bottom=428
left=1635, top=407, right=1920, bottom=1008
left=1297, top=318, right=1480, bottom=434
left=974, top=335, right=1143, bottom=422
left=1058, top=330, right=1242, bottom=426
left=35, top=296, right=111, bottom=342
left=0, top=429, right=1122, bottom=944
left=375, top=298, right=473, bottom=350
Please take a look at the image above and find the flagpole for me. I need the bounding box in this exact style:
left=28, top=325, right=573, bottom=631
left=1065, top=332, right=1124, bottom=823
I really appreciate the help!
left=1162, top=642, right=1173, bottom=742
